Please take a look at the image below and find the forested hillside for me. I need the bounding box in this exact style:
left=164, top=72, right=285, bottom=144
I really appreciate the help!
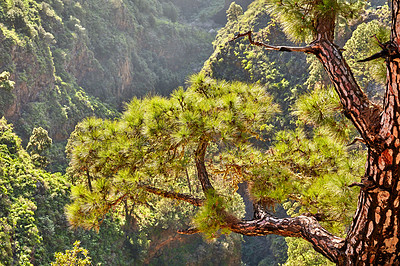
left=0, top=0, right=394, bottom=265
left=0, top=0, right=240, bottom=169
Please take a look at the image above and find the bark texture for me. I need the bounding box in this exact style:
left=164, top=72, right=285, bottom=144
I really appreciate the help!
left=227, top=215, right=344, bottom=262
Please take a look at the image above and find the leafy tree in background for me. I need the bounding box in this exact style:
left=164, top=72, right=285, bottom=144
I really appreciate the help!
left=0, top=71, right=14, bottom=91
left=227, top=2, right=244, bottom=22
left=27, top=127, right=52, bottom=168
left=0, top=72, right=15, bottom=117
left=51, top=241, right=91, bottom=266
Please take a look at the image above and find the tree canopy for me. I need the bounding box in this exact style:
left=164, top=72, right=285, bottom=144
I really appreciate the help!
left=66, top=74, right=278, bottom=234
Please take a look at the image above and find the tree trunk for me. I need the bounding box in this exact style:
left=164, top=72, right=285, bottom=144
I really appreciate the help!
left=338, top=1, right=400, bottom=263
left=343, top=165, right=400, bottom=264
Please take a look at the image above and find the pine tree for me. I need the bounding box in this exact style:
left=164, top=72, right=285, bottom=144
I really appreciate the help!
left=66, top=0, right=400, bottom=263
left=66, top=74, right=277, bottom=233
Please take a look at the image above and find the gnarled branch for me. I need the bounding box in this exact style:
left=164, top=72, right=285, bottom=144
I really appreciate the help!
left=227, top=215, right=344, bottom=263
left=178, top=212, right=344, bottom=263
left=177, top=227, right=201, bottom=235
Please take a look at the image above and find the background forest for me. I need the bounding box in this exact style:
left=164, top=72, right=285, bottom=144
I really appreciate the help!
left=0, top=0, right=391, bottom=265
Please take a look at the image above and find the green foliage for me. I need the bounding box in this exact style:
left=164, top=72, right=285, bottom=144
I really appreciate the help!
left=63, top=72, right=366, bottom=263
left=0, top=71, right=14, bottom=91
left=294, top=85, right=353, bottom=141
left=51, top=241, right=91, bottom=266
left=0, top=118, right=42, bottom=265
left=284, top=237, right=334, bottom=265
left=66, top=73, right=276, bottom=234
left=249, top=85, right=365, bottom=234
left=1, top=0, right=42, bottom=38
left=266, top=0, right=365, bottom=42
left=203, top=0, right=309, bottom=129
left=0, top=0, right=217, bottom=172
left=193, top=190, right=231, bottom=239
left=0, top=218, right=13, bottom=265
left=26, top=127, right=52, bottom=153
left=26, top=127, right=52, bottom=168
left=304, top=55, right=330, bottom=89
left=343, top=8, right=390, bottom=100
left=0, top=118, right=142, bottom=265
left=0, top=72, right=15, bottom=117
left=226, top=2, right=243, bottom=22
left=0, top=117, right=21, bottom=155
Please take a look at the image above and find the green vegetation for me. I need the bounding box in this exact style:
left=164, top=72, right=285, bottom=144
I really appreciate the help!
left=0, top=0, right=394, bottom=264
left=26, top=127, right=52, bottom=168
left=51, top=241, right=91, bottom=266
left=0, top=117, right=128, bottom=265
left=65, top=73, right=275, bottom=230
left=203, top=0, right=309, bottom=130
left=64, top=72, right=364, bottom=263
left=0, top=0, right=220, bottom=171
left=0, top=115, right=243, bottom=265
left=266, top=0, right=364, bottom=43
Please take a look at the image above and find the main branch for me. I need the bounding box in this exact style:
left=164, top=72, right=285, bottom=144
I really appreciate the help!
left=178, top=211, right=344, bottom=263
left=226, top=214, right=344, bottom=263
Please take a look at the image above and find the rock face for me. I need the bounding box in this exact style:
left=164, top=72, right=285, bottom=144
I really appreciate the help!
left=0, top=32, right=55, bottom=119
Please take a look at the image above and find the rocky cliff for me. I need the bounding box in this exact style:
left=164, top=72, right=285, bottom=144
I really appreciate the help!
left=0, top=0, right=240, bottom=145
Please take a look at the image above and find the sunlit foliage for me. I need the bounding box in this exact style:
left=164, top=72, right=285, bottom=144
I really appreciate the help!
left=66, top=73, right=278, bottom=232
left=51, top=241, right=91, bottom=266
left=251, top=85, right=364, bottom=234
